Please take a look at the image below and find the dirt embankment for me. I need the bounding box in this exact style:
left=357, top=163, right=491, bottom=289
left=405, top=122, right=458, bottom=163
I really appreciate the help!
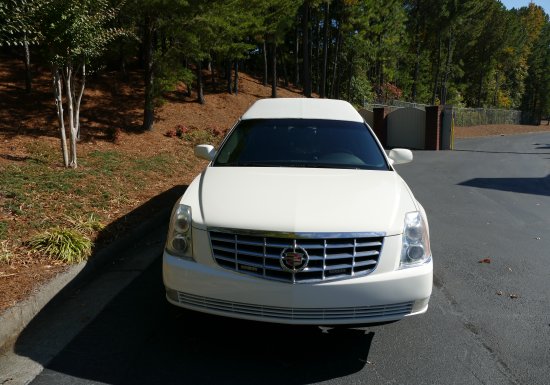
left=454, top=122, right=550, bottom=138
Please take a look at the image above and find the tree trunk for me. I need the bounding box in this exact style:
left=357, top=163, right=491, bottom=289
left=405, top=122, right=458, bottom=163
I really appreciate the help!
left=197, top=61, right=205, bottom=104
left=271, top=42, right=277, bottom=98
left=210, top=59, right=216, bottom=88
left=331, top=29, right=341, bottom=98
left=320, top=2, right=329, bottom=98
left=142, top=15, right=155, bottom=131
left=282, top=55, right=289, bottom=87
left=263, top=39, right=268, bottom=86
left=411, top=0, right=421, bottom=102
left=23, top=33, right=31, bottom=94
left=119, top=41, right=128, bottom=82
left=302, top=1, right=311, bottom=97
left=53, top=67, right=69, bottom=167
left=62, top=63, right=78, bottom=168
left=226, top=60, right=232, bottom=94
left=233, top=61, right=239, bottom=95
left=376, top=32, right=383, bottom=92
left=441, top=29, right=453, bottom=105
left=294, top=22, right=300, bottom=86
left=347, top=61, right=353, bottom=100
left=431, top=33, right=442, bottom=105
left=315, top=13, right=320, bottom=94
left=412, top=41, right=420, bottom=102
left=478, top=71, right=484, bottom=106
left=493, top=71, right=499, bottom=107
left=74, top=63, right=85, bottom=140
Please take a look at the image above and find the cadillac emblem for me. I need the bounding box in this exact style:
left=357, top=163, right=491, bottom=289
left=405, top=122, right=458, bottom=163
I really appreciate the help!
left=280, top=246, right=309, bottom=273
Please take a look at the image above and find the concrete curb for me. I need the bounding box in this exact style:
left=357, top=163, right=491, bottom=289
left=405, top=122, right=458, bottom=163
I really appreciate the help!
left=0, top=207, right=172, bottom=352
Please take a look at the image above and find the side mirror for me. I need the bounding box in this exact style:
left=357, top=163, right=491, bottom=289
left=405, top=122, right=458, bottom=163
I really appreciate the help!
left=388, top=148, right=413, bottom=165
left=194, top=144, right=217, bottom=161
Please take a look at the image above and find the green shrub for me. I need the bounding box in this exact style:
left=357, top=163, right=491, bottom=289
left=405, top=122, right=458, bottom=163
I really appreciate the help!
left=28, top=228, right=92, bottom=264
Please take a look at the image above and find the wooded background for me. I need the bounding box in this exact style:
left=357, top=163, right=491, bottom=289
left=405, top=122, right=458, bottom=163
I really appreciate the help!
left=2, top=0, right=549, bottom=131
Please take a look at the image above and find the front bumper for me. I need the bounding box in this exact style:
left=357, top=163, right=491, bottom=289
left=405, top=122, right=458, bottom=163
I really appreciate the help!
left=163, top=230, right=432, bottom=325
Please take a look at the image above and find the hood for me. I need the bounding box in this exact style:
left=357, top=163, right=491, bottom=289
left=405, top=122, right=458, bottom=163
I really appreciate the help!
left=191, top=167, right=417, bottom=236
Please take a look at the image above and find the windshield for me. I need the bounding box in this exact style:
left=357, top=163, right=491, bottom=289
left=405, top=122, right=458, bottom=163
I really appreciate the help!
left=213, top=119, right=389, bottom=170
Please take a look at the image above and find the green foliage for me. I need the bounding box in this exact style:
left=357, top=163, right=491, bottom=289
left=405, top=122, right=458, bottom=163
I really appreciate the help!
left=36, top=0, right=128, bottom=65
left=0, top=221, right=8, bottom=241
left=28, top=227, right=92, bottom=263
left=348, top=73, right=374, bottom=106
left=2, top=0, right=550, bottom=126
left=0, top=0, right=44, bottom=47
left=153, top=49, right=195, bottom=105
left=183, top=128, right=217, bottom=146
left=521, top=22, right=550, bottom=123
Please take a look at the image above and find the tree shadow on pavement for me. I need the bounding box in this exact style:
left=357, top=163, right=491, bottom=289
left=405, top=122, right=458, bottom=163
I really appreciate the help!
left=23, top=257, right=375, bottom=385
left=458, top=175, right=550, bottom=196
left=10, top=185, right=187, bottom=379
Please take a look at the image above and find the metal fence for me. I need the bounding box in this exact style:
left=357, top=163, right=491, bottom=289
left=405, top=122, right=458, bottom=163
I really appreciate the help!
left=363, top=102, right=522, bottom=127
left=453, top=108, right=522, bottom=126
left=364, top=100, right=428, bottom=111
left=362, top=103, right=401, bottom=112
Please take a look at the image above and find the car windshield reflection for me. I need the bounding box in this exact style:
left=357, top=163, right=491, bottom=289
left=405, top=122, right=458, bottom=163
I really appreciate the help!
left=213, top=119, right=389, bottom=170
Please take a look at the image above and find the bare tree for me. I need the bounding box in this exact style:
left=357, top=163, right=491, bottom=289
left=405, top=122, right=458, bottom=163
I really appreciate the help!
left=37, top=0, right=127, bottom=167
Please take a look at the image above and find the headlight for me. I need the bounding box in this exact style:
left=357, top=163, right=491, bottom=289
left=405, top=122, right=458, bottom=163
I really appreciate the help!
left=400, top=211, right=431, bottom=268
left=166, top=203, right=194, bottom=260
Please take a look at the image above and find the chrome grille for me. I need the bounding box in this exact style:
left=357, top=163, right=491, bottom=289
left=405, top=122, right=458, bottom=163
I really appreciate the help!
left=175, top=291, right=413, bottom=321
left=209, top=230, right=384, bottom=283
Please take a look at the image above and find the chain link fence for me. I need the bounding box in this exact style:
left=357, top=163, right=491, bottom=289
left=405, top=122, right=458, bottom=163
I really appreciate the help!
left=453, top=108, right=521, bottom=126
left=363, top=102, right=522, bottom=127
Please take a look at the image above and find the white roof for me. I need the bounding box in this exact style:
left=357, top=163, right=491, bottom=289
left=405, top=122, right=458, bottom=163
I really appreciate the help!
left=241, top=98, right=364, bottom=122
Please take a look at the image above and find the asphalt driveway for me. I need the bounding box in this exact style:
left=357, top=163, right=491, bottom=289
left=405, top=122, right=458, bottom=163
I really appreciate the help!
left=2, top=132, right=549, bottom=385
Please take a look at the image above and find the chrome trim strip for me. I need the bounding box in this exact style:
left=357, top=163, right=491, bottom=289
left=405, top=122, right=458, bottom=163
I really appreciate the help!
left=174, top=291, right=413, bottom=321
left=207, top=227, right=386, bottom=239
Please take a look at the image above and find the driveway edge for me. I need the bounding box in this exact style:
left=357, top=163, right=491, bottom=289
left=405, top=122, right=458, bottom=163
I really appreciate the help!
left=0, top=207, right=171, bottom=352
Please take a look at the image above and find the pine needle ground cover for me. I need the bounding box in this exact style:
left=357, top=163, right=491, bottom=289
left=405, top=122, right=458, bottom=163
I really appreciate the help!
left=0, top=58, right=304, bottom=313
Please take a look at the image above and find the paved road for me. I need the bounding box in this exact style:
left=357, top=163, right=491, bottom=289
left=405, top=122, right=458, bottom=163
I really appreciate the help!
left=5, top=132, right=550, bottom=385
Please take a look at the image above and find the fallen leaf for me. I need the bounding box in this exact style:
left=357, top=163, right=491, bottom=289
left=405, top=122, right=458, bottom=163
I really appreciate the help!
left=478, top=258, right=491, bottom=264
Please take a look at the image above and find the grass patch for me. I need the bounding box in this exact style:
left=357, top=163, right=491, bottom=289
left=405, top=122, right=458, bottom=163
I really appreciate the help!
left=0, top=161, right=82, bottom=215
left=0, top=221, right=8, bottom=240
left=132, top=153, right=171, bottom=174
left=28, top=228, right=92, bottom=264
left=1, top=139, right=183, bottom=268
left=85, top=150, right=124, bottom=175
left=26, top=141, right=59, bottom=164
left=0, top=165, right=33, bottom=215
